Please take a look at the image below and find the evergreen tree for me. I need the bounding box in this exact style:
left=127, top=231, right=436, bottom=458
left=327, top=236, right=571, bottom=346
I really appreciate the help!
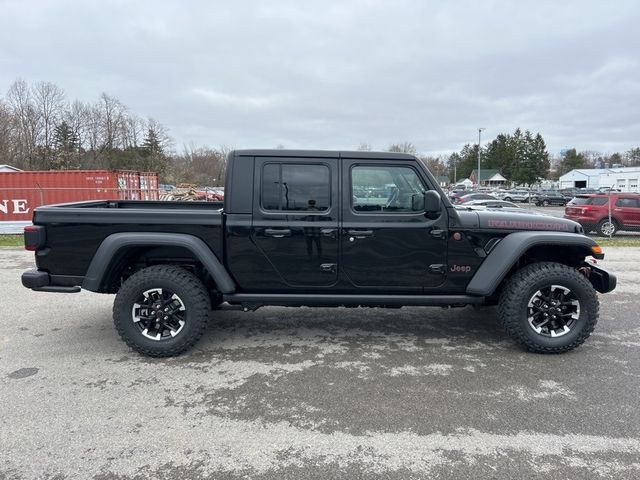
left=626, top=147, right=640, bottom=167
left=52, top=120, right=80, bottom=169
left=139, top=126, right=167, bottom=173
left=483, top=128, right=550, bottom=185
left=558, top=149, right=586, bottom=176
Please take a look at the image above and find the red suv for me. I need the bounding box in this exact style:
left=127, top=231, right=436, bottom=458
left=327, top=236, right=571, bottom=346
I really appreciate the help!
left=564, top=193, right=640, bottom=236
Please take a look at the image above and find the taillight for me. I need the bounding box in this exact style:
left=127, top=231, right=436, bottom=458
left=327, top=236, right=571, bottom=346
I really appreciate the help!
left=24, top=225, right=45, bottom=251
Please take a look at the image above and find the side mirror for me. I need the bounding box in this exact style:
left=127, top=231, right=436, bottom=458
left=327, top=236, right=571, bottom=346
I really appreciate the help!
left=424, top=190, right=441, bottom=214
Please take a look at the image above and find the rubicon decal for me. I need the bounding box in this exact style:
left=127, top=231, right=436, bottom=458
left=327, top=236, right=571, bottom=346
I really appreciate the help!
left=487, top=219, right=569, bottom=231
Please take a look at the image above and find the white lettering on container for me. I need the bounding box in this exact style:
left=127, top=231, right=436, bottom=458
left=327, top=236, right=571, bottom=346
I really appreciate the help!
left=12, top=199, right=30, bottom=214
left=0, top=199, right=30, bottom=215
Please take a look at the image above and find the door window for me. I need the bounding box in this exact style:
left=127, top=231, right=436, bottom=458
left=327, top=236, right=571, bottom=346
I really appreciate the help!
left=351, top=165, right=427, bottom=213
left=616, top=198, right=639, bottom=208
left=262, top=164, right=330, bottom=212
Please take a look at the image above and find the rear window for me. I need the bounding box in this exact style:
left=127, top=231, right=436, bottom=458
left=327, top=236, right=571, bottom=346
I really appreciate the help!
left=571, top=196, right=608, bottom=206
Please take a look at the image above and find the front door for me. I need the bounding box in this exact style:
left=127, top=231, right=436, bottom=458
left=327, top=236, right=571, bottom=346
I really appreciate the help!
left=340, top=160, right=448, bottom=291
left=251, top=157, right=339, bottom=288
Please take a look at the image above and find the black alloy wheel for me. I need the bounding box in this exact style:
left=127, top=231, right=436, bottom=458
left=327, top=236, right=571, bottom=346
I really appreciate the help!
left=526, top=285, right=579, bottom=338
left=113, top=265, right=210, bottom=357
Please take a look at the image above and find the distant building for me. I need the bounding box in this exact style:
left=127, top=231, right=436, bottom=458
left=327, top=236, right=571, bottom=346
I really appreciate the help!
left=434, top=175, right=450, bottom=187
left=559, top=167, right=640, bottom=192
left=469, top=169, right=507, bottom=187
left=0, top=164, right=23, bottom=172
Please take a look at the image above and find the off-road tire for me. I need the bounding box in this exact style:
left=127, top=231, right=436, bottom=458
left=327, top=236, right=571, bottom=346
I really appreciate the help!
left=597, top=218, right=618, bottom=237
left=113, top=265, right=210, bottom=357
left=498, top=262, right=598, bottom=353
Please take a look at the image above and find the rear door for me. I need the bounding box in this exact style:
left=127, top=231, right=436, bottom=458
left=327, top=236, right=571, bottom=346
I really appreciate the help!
left=251, top=157, right=339, bottom=287
left=340, top=160, right=448, bottom=291
left=614, top=197, right=640, bottom=227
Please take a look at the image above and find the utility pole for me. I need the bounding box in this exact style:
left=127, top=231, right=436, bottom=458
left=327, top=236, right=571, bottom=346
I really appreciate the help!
left=477, top=128, right=485, bottom=189
left=454, top=159, right=457, bottom=184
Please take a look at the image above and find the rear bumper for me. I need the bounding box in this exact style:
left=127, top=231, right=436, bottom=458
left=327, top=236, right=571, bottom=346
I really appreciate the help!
left=564, top=214, right=594, bottom=223
left=22, top=269, right=81, bottom=293
left=584, top=262, right=617, bottom=294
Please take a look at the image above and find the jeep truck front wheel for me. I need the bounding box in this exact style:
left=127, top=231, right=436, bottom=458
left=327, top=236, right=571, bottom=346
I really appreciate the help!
left=498, top=262, right=598, bottom=353
left=113, top=265, right=210, bottom=357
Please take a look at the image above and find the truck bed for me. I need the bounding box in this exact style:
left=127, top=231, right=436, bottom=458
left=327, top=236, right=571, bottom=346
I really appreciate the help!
left=33, top=200, right=225, bottom=278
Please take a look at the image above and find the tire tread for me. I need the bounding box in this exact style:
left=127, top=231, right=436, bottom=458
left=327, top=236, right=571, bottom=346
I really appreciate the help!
left=498, top=262, right=599, bottom=353
left=113, top=265, right=210, bottom=357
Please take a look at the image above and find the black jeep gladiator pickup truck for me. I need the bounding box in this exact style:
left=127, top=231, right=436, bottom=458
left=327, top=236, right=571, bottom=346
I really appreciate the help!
left=22, top=149, right=616, bottom=357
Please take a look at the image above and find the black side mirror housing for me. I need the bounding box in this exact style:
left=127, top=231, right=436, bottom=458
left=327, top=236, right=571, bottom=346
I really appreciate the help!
left=424, top=190, right=441, bottom=215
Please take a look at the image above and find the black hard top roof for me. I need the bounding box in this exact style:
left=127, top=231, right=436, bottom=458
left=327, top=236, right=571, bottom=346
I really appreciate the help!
left=232, top=149, right=417, bottom=160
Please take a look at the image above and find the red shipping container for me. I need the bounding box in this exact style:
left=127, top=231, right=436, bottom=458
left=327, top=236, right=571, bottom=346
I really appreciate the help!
left=0, top=170, right=159, bottom=221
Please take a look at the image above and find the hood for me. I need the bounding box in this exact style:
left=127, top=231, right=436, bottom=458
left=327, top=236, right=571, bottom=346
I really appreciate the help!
left=454, top=208, right=583, bottom=234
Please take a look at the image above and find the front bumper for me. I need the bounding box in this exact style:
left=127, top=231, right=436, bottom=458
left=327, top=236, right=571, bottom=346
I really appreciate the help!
left=22, top=269, right=81, bottom=293
left=583, top=262, right=617, bottom=293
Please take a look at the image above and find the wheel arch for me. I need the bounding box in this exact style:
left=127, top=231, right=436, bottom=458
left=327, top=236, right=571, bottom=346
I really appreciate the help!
left=466, top=232, right=598, bottom=297
left=82, top=232, right=236, bottom=294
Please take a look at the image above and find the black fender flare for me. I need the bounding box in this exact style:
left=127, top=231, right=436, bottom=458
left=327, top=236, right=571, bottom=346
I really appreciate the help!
left=82, top=232, right=236, bottom=293
left=465, top=232, right=598, bottom=296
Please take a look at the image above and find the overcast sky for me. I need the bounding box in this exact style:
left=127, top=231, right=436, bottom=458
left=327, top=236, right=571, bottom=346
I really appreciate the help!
left=1, top=0, right=638, bottom=155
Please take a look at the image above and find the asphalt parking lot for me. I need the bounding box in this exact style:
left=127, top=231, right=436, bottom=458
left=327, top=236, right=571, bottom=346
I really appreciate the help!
left=1, top=248, right=639, bottom=479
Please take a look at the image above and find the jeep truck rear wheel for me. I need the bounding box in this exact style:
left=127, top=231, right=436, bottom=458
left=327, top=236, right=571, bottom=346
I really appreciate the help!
left=498, top=262, right=598, bottom=353
left=113, top=265, right=210, bottom=357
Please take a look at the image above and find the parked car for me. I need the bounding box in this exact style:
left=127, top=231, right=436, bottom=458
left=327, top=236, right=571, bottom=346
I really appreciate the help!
left=564, top=193, right=640, bottom=236
left=457, top=200, right=546, bottom=216
left=456, top=193, right=497, bottom=204
left=532, top=191, right=568, bottom=207
left=448, top=189, right=468, bottom=203
left=463, top=199, right=520, bottom=208
left=21, top=148, right=616, bottom=356
left=560, top=188, right=597, bottom=199
left=495, top=189, right=531, bottom=203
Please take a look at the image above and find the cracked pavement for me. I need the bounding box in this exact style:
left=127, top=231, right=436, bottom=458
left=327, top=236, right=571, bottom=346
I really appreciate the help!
left=1, top=248, right=639, bottom=479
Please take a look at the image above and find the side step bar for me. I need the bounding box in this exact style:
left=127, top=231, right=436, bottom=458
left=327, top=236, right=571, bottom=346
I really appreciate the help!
left=222, top=293, right=485, bottom=310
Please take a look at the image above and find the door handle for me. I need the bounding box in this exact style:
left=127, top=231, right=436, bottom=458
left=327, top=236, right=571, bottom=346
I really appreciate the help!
left=264, top=228, right=292, bottom=238
left=321, top=228, right=337, bottom=238
left=347, top=229, right=374, bottom=237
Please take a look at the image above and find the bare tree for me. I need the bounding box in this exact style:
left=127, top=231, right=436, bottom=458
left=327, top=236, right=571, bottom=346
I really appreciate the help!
left=6, top=79, right=41, bottom=168
left=33, top=81, right=65, bottom=157
left=388, top=142, right=417, bottom=154
left=1, top=77, right=175, bottom=173
left=64, top=100, right=89, bottom=152
left=98, top=93, right=126, bottom=151
left=121, top=113, right=144, bottom=149
left=0, top=100, right=13, bottom=164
